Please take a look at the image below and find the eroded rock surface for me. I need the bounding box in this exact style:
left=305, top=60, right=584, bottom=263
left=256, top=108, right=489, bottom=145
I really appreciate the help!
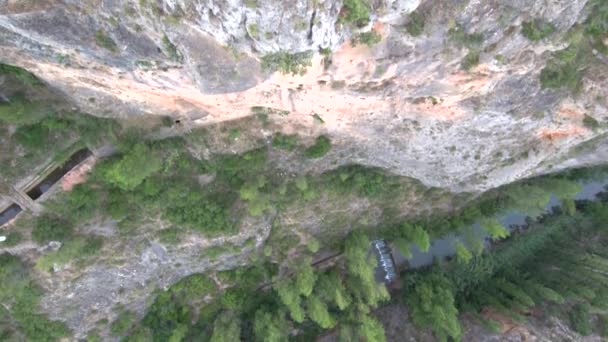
left=1, top=0, right=608, bottom=337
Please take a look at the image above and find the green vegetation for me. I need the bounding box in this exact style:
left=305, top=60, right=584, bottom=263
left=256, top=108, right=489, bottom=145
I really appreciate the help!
left=101, top=143, right=163, bottom=190
left=351, top=31, right=382, bottom=47
left=0, top=63, right=42, bottom=87
left=31, top=214, right=74, bottom=244
left=271, top=133, right=299, bottom=151
left=36, top=236, right=103, bottom=272
left=162, top=35, right=182, bottom=62
left=461, top=50, right=480, bottom=71
left=261, top=51, right=313, bottom=75
left=340, top=0, right=371, bottom=27
left=583, top=114, right=600, bottom=130
left=405, top=11, right=425, bottom=37
left=449, top=24, right=484, bottom=49
left=111, top=310, right=137, bottom=337
left=248, top=24, right=260, bottom=40
left=304, top=135, right=332, bottom=158
left=95, top=30, right=118, bottom=52
left=0, top=254, right=69, bottom=340
left=403, top=188, right=608, bottom=339
left=521, top=19, right=556, bottom=41
left=539, top=0, right=607, bottom=92
left=540, top=45, right=586, bottom=92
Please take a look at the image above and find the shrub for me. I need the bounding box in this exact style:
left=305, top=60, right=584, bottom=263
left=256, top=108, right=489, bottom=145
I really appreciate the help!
left=261, top=51, right=313, bottom=75
left=272, top=133, right=299, bottom=151
left=0, top=96, right=48, bottom=125
left=0, top=63, right=42, bottom=87
left=569, top=303, right=592, bottom=335
left=341, top=0, right=371, bottom=27
left=449, top=25, right=484, bottom=49
left=162, top=35, right=182, bottom=62
left=540, top=58, right=582, bottom=91
left=248, top=24, right=260, bottom=40
left=351, top=31, right=382, bottom=47
left=164, top=194, right=235, bottom=236
left=461, top=50, right=480, bottom=71
left=583, top=114, right=600, bottom=130
left=521, top=19, right=556, bottom=41
left=36, top=237, right=103, bottom=272
left=95, top=30, right=118, bottom=52
left=101, top=143, right=163, bottom=191
left=31, top=215, right=74, bottom=244
left=14, top=123, right=49, bottom=149
left=406, top=11, right=425, bottom=36
left=4, top=231, right=22, bottom=246
left=111, top=310, right=136, bottom=336
left=304, top=136, right=331, bottom=158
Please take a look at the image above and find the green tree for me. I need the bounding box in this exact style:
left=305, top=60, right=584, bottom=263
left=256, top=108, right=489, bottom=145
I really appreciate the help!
left=307, top=294, right=336, bottom=329
left=296, top=262, right=317, bottom=297
left=410, top=225, right=430, bottom=252
left=569, top=303, right=592, bottom=336
left=275, top=280, right=305, bottom=323
left=359, top=316, right=386, bottom=342
left=455, top=241, right=473, bottom=264
left=407, top=272, right=462, bottom=341
left=481, top=218, right=509, bottom=241
left=210, top=311, right=241, bottom=342
left=31, top=215, right=73, bottom=244
left=316, top=271, right=351, bottom=310
left=111, top=310, right=136, bottom=336
left=102, top=143, right=162, bottom=190
left=253, top=309, right=288, bottom=342
left=394, top=238, right=413, bottom=259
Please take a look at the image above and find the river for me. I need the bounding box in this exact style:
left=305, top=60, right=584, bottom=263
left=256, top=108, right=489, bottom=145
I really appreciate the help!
left=394, top=179, right=608, bottom=269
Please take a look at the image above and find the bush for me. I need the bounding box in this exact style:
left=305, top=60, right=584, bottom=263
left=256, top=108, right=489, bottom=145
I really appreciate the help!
left=111, top=310, right=136, bottom=336
left=461, top=51, right=480, bottom=71
left=569, top=303, right=592, bottom=335
left=95, top=30, right=118, bottom=52
left=0, top=96, right=48, bottom=125
left=0, top=63, right=42, bottom=87
left=31, top=215, right=74, bottom=244
left=101, top=143, right=163, bottom=191
left=583, top=114, right=600, bottom=130
left=0, top=254, right=70, bottom=340
left=162, top=35, right=182, bottom=62
left=540, top=45, right=584, bottom=92
left=341, top=0, right=371, bottom=27
left=406, top=11, right=425, bottom=36
left=449, top=25, right=484, bottom=49
left=304, top=136, right=331, bottom=158
left=3, top=231, right=22, bottom=246
left=261, top=51, right=313, bottom=75
left=14, top=123, right=49, bottom=149
left=164, top=191, right=235, bottom=236
left=351, top=31, right=382, bottom=47
left=521, top=19, right=556, bottom=41
left=36, top=237, right=103, bottom=272
left=272, top=133, right=299, bottom=151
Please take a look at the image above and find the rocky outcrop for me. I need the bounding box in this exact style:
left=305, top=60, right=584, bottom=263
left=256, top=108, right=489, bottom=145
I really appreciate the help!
left=1, top=0, right=607, bottom=193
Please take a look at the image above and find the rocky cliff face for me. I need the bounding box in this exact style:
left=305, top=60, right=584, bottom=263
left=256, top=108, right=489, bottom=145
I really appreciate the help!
left=1, top=0, right=608, bottom=339
left=1, top=0, right=608, bottom=192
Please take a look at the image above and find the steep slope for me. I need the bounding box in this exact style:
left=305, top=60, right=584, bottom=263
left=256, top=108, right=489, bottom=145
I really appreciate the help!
left=1, top=0, right=607, bottom=192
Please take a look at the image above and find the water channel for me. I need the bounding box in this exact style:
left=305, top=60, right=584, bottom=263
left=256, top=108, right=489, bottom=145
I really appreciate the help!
left=394, top=179, right=608, bottom=269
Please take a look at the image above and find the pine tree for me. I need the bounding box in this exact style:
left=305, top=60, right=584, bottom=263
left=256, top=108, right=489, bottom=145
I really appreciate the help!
left=307, top=294, right=336, bottom=329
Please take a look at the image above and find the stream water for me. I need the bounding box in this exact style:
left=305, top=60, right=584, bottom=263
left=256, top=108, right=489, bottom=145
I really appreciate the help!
left=394, top=180, right=608, bottom=269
